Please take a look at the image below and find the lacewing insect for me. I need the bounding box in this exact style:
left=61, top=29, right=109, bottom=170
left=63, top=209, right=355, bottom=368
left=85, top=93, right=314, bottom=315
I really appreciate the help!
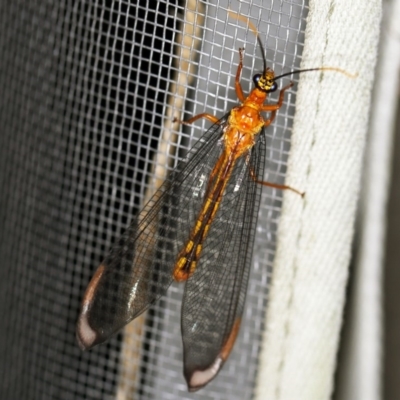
left=76, top=12, right=352, bottom=392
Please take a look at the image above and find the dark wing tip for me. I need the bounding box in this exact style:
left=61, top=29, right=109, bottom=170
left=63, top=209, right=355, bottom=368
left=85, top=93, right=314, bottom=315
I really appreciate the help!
left=76, top=264, right=106, bottom=350
left=185, top=356, right=223, bottom=392
left=76, top=310, right=99, bottom=350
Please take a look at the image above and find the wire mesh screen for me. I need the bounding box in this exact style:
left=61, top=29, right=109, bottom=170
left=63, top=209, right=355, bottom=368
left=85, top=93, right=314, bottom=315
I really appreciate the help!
left=0, top=0, right=307, bottom=399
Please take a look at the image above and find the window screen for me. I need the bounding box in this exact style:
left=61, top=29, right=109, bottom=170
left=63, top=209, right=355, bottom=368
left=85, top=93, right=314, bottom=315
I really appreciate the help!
left=0, top=0, right=307, bottom=399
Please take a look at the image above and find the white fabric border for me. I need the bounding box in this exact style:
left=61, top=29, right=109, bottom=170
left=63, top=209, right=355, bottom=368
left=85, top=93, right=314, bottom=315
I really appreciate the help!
left=254, top=1, right=382, bottom=399
left=335, top=0, right=400, bottom=399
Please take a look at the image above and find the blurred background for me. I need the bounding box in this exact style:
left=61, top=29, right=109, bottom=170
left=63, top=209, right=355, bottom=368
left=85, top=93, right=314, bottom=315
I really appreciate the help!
left=0, top=1, right=398, bottom=399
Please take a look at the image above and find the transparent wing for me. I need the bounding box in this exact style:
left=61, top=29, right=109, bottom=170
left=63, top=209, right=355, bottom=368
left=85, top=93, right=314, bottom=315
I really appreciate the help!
left=76, top=117, right=230, bottom=349
left=181, top=131, right=266, bottom=391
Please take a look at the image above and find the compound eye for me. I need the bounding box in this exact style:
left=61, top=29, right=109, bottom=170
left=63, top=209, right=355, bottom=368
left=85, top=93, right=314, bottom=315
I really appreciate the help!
left=253, top=73, right=262, bottom=87
left=267, top=82, right=278, bottom=93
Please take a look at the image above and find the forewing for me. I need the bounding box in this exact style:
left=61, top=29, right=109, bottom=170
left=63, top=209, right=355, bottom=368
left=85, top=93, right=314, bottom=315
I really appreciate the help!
left=76, top=117, right=229, bottom=349
left=181, top=131, right=266, bottom=391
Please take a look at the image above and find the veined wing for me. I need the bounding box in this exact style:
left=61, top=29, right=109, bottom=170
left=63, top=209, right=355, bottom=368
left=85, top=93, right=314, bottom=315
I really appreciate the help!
left=76, top=117, right=230, bottom=350
left=181, top=129, right=266, bottom=391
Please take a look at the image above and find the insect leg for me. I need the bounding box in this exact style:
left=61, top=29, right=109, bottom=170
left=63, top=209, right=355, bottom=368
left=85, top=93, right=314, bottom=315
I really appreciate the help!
left=174, top=47, right=246, bottom=125
left=235, top=48, right=246, bottom=103
left=173, top=113, right=220, bottom=126
left=262, top=82, right=294, bottom=127
left=249, top=167, right=304, bottom=197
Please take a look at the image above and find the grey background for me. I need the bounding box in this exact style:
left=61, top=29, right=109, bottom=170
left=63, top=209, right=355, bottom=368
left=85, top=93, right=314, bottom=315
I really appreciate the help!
left=0, top=1, right=308, bottom=399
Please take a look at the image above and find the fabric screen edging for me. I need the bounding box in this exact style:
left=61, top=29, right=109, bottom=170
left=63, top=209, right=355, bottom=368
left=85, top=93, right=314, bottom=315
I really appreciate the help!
left=254, top=1, right=382, bottom=399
